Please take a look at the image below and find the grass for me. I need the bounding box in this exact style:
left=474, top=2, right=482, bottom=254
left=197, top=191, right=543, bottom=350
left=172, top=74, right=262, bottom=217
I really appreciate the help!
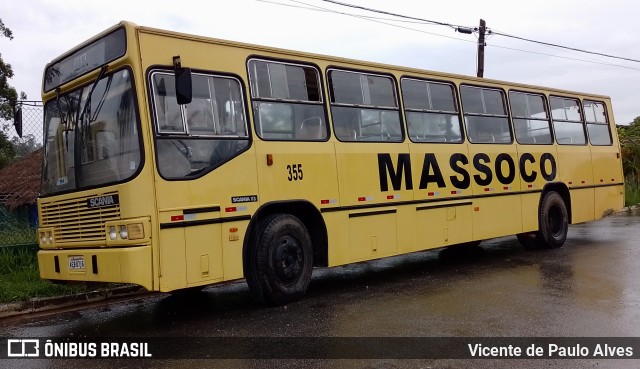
left=625, top=181, right=640, bottom=207
left=0, top=247, right=90, bottom=303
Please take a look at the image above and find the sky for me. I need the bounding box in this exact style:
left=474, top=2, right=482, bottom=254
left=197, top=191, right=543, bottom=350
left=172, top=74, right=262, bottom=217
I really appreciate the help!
left=1, top=0, right=639, bottom=129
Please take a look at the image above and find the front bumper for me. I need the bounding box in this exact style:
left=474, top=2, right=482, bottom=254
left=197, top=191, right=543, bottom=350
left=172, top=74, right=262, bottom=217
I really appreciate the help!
left=37, top=245, right=153, bottom=291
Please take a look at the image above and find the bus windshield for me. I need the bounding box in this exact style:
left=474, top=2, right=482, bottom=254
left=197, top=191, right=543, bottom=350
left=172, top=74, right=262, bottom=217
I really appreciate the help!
left=41, top=68, right=141, bottom=195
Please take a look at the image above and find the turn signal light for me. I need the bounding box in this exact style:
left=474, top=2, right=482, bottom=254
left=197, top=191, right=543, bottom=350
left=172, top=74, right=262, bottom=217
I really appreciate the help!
left=127, top=223, right=145, bottom=240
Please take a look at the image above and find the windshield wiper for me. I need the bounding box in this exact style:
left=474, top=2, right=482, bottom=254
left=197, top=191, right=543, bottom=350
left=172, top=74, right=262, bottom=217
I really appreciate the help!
left=74, top=66, right=108, bottom=185
left=56, top=88, right=72, bottom=151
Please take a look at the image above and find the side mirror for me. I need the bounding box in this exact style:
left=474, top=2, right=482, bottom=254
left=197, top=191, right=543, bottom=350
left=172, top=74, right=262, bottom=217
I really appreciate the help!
left=13, top=106, right=23, bottom=138
left=173, top=56, right=192, bottom=105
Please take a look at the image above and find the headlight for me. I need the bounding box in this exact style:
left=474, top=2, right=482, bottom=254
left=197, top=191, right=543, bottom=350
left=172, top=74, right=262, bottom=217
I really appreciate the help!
left=109, top=226, right=117, bottom=240
left=105, top=218, right=148, bottom=244
left=39, top=230, right=53, bottom=245
left=119, top=225, right=128, bottom=239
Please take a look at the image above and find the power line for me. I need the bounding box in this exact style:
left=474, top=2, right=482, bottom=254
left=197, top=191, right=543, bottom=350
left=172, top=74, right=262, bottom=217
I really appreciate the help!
left=487, top=43, right=640, bottom=71
left=491, top=31, right=640, bottom=64
left=257, top=0, right=438, bottom=25
left=316, top=0, right=640, bottom=65
left=318, top=0, right=463, bottom=29
left=284, top=0, right=475, bottom=43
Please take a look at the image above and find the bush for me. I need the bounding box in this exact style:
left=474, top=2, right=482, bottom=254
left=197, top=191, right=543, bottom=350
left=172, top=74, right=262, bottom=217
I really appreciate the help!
left=0, top=247, right=88, bottom=303
left=626, top=180, right=640, bottom=207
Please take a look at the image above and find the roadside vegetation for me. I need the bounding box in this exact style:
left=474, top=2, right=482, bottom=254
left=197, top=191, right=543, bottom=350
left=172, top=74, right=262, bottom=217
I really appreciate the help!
left=0, top=247, right=91, bottom=303
left=625, top=181, right=640, bottom=207
left=618, top=117, right=640, bottom=207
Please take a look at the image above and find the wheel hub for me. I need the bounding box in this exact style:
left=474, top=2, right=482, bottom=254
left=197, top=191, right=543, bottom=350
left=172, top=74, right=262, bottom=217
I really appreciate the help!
left=274, top=236, right=303, bottom=285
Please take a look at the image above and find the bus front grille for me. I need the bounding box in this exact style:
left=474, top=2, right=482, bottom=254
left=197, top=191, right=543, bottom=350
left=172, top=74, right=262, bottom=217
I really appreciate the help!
left=40, top=192, right=121, bottom=243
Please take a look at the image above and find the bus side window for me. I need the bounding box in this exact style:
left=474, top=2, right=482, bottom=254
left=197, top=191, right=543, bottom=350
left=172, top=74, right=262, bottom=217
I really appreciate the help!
left=509, top=91, right=552, bottom=145
left=328, top=69, right=402, bottom=142
left=153, top=74, right=186, bottom=134
left=248, top=59, right=327, bottom=141
left=401, top=78, right=462, bottom=143
left=550, top=96, right=586, bottom=145
left=584, top=100, right=612, bottom=146
left=461, top=85, right=511, bottom=144
left=150, top=71, right=250, bottom=178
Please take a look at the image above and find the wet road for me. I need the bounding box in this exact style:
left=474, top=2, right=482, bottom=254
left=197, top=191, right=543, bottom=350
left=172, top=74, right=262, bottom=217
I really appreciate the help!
left=2, top=210, right=640, bottom=368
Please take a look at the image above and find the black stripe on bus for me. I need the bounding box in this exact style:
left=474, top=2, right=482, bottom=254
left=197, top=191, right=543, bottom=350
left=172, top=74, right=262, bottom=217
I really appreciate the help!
left=569, top=182, right=623, bottom=190
left=416, top=201, right=473, bottom=211
left=348, top=209, right=397, bottom=218
left=183, top=206, right=221, bottom=215
left=160, top=215, right=251, bottom=230
left=321, top=190, right=536, bottom=213
left=320, top=182, right=623, bottom=214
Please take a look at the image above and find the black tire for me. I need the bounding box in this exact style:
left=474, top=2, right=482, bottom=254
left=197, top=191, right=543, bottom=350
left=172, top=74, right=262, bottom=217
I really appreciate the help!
left=537, top=191, right=568, bottom=248
left=517, top=191, right=568, bottom=249
left=246, top=214, right=313, bottom=306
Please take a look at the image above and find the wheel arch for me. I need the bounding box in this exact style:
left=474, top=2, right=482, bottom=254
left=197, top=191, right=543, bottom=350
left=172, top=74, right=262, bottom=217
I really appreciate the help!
left=541, top=182, right=572, bottom=224
left=242, top=200, right=329, bottom=278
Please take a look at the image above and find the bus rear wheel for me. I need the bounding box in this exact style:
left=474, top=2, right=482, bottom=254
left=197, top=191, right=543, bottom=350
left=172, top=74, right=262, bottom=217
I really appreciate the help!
left=517, top=191, right=568, bottom=249
left=246, top=213, right=313, bottom=306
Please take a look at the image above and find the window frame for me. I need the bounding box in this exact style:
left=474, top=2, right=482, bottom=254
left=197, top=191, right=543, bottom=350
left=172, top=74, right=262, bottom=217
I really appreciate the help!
left=508, top=90, right=554, bottom=145
left=549, top=95, right=588, bottom=146
left=460, top=84, right=513, bottom=144
left=400, top=77, right=465, bottom=144
left=247, top=57, right=329, bottom=142
left=147, top=67, right=252, bottom=181
left=150, top=70, right=250, bottom=139
left=327, top=67, right=404, bottom=143
left=583, top=99, right=613, bottom=146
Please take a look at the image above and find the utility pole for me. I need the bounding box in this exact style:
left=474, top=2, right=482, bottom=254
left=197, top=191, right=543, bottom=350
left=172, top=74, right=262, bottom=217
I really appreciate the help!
left=477, top=19, right=486, bottom=78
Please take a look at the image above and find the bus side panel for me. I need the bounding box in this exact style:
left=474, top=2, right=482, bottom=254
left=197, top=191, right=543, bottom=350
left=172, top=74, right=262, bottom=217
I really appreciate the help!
left=591, top=145, right=624, bottom=218
left=348, top=211, right=398, bottom=262
left=569, top=188, right=595, bottom=224
left=594, top=185, right=624, bottom=218
left=185, top=223, right=223, bottom=285
left=409, top=141, right=473, bottom=251
left=325, top=212, right=350, bottom=266
left=335, top=142, right=411, bottom=259
left=556, top=144, right=595, bottom=223
left=222, top=220, right=250, bottom=281
left=157, top=225, right=187, bottom=292
left=520, top=193, right=541, bottom=233
left=254, top=141, right=339, bottom=206
left=415, top=203, right=473, bottom=249
left=468, top=144, right=522, bottom=239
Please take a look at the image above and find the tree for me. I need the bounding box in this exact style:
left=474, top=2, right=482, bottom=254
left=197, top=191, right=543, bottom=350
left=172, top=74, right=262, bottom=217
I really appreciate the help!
left=0, top=18, right=27, bottom=170
left=0, top=130, right=16, bottom=169
left=0, top=18, right=18, bottom=121
left=618, top=117, right=640, bottom=184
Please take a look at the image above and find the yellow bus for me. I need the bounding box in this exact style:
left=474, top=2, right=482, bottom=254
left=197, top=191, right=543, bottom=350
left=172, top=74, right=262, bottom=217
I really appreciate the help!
left=37, top=21, right=624, bottom=305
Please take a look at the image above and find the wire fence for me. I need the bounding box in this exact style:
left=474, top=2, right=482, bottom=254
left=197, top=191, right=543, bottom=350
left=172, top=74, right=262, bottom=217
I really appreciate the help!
left=0, top=101, right=43, bottom=247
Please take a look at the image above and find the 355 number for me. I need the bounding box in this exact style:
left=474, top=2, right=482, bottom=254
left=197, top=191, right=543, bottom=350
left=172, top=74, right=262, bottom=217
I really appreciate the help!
left=287, top=164, right=303, bottom=181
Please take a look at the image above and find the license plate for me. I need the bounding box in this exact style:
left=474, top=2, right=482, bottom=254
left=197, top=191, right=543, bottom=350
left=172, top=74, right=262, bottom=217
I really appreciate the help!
left=68, top=256, right=85, bottom=270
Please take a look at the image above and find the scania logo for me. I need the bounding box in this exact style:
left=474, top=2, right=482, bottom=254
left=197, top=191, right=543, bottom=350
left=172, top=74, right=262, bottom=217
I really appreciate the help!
left=87, top=195, right=119, bottom=209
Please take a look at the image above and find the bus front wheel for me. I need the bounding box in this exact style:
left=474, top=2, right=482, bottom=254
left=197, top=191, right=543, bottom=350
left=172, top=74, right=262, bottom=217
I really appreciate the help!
left=517, top=191, right=568, bottom=249
left=246, top=213, right=313, bottom=306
